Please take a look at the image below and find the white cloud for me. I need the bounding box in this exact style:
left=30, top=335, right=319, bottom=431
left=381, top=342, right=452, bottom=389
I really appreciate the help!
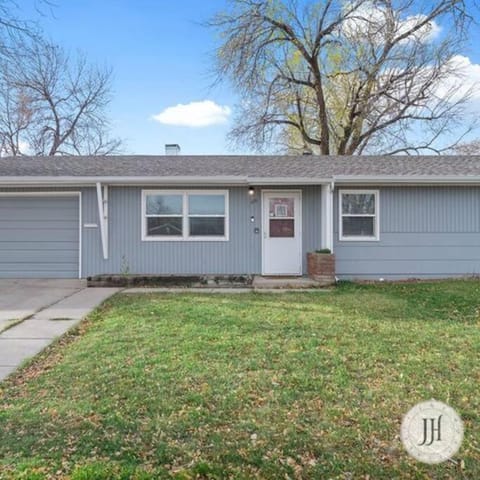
left=18, top=140, right=30, bottom=154
left=381, top=55, right=480, bottom=107
left=0, top=139, right=30, bottom=157
left=152, top=100, right=231, bottom=127
left=436, top=55, right=480, bottom=102
left=399, top=14, right=441, bottom=42
left=342, top=2, right=441, bottom=44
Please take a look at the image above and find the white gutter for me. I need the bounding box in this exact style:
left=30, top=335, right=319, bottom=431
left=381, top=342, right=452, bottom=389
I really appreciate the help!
left=333, top=175, right=480, bottom=185
left=0, top=175, right=333, bottom=186
left=2, top=174, right=480, bottom=186
left=0, top=176, right=250, bottom=186
left=248, top=177, right=331, bottom=185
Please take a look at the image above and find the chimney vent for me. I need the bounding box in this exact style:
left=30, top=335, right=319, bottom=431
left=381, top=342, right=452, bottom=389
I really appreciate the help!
left=165, top=144, right=181, bottom=155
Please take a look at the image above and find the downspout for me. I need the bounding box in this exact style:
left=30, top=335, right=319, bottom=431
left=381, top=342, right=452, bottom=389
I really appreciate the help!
left=103, top=184, right=109, bottom=258
left=96, top=182, right=108, bottom=260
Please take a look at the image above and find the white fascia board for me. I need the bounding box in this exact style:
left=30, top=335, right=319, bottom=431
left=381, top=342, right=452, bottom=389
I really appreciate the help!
left=2, top=174, right=480, bottom=187
left=0, top=176, right=249, bottom=186
left=248, top=177, right=331, bottom=185
left=0, top=175, right=332, bottom=186
left=334, top=175, right=480, bottom=185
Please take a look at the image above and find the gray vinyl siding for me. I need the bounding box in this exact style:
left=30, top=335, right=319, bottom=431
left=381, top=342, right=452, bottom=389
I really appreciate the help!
left=0, top=192, right=80, bottom=278
left=81, top=185, right=322, bottom=277
left=4, top=184, right=480, bottom=280
left=334, top=186, right=480, bottom=279
left=0, top=185, right=322, bottom=278
left=82, top=186, right=260, bottom=276
left=301, top=186, right=322, bottom=272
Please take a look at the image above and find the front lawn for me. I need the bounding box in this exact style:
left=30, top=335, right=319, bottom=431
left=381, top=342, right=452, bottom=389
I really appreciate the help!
left=0, top=281, right=479, bottom=479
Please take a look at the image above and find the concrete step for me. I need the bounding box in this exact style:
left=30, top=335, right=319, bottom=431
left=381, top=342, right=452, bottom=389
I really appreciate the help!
left=252, top=276, right=322, bottom=289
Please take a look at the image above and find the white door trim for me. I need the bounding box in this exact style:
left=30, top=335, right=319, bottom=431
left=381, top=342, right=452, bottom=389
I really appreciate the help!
left=261, top=189, right=302, bottom=276
left=0, top=191, right=83, bottom=278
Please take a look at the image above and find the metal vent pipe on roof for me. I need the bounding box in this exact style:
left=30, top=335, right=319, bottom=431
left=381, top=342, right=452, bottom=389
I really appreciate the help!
left=165, top=144, right=181, bottom=155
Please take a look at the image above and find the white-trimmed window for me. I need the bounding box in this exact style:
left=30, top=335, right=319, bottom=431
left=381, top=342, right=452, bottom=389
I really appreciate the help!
left=339, top=189, right=379, bottom=241
left=142, top=190, right=229, bottom=241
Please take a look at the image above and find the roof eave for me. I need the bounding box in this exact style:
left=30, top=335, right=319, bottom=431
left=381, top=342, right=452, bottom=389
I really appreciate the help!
left=2, top=174, right=480, bottom=187
left=0, top=175, right=332, bottom=186
left=334, top=175, right=480, bottom=185
left=0, top=176, right=249, bottom=186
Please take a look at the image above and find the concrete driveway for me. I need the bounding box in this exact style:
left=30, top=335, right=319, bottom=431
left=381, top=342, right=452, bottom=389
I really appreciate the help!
left=0, top=279, right=120, bottom=381
left=0, top=279, right=85, bottom=330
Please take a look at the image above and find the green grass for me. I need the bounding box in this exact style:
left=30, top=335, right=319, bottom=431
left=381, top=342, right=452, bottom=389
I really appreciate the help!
left=1, top=280, right=480, bottom=479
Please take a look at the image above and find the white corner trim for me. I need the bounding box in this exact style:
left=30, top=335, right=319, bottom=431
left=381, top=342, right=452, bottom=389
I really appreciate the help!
left=321, top=184, right=334, bottom=251
left=78, top=192, right=83, bottom=279
left=338, top=189, right=380, bottom=242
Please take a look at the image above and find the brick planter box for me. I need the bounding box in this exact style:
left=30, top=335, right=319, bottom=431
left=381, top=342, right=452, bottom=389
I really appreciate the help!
left=307, top=252, right=335, bottom=286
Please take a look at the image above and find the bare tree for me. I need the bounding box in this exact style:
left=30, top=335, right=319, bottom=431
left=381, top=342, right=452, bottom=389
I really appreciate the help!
left=0, top=37, right=122, bottom=155
left=210, top=0, right=476, bottom=155
left=0, top=0, right=50, bottom=58
left=453, top=138, right=480, bottom=155
left=0, top=83, right=33, bottom=155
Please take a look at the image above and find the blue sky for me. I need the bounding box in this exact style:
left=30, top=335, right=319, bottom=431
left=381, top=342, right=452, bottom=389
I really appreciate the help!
left=20, top=0, right=480, bottom=155
left=22, top=0, right=236, bottom=155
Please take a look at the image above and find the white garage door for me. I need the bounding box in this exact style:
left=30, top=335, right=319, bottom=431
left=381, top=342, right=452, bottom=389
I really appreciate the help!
left=0, top=195, right=80, bottom=278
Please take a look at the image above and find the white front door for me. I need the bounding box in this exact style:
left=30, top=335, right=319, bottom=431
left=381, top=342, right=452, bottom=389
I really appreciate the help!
left=262, top=191, right=302, bottom=275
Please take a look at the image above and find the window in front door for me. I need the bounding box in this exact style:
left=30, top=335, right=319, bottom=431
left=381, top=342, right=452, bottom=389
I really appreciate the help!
left=269, top=197, right=295, bottom=238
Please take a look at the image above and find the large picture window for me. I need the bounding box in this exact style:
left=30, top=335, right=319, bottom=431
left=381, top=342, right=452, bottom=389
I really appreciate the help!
left=142, top=190, right=228, bottom=241
left=339, top=190, right=379, bottom=241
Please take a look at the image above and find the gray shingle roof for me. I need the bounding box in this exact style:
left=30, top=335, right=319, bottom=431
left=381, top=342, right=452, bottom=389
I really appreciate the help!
left=1, top=155, right=480, bottom=179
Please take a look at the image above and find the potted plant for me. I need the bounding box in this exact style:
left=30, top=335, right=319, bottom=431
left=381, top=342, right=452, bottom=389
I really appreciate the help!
left=307, top=248, right=335, bottom=285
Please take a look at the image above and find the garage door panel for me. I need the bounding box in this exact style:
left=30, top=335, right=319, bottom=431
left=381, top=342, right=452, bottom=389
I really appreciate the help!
left=0, top=221, right=78, bottom=230
left=0, top=250, right=78, bottom=263
left=0, top=228, right=79, bottom=242
left=0, top=212, right=78, bottom=221
left=0, top=268, right=78, bottom=279
left=0, top=204, right=78, bottom=211
left=0, top=197, right=78, bottom=207
left=0, top=196, right=80, bottom=278
left=0, top=261, right=78, bottom=270
left=0, top=241, right=77, bottom=251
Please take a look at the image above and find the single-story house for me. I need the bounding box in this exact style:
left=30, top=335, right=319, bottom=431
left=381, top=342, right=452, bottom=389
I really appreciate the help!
left=1, top=154, right=480, bottom=280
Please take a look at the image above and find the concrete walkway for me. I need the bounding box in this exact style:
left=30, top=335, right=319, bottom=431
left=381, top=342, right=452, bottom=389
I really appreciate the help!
left=0, top=285, right=119, bottom=381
